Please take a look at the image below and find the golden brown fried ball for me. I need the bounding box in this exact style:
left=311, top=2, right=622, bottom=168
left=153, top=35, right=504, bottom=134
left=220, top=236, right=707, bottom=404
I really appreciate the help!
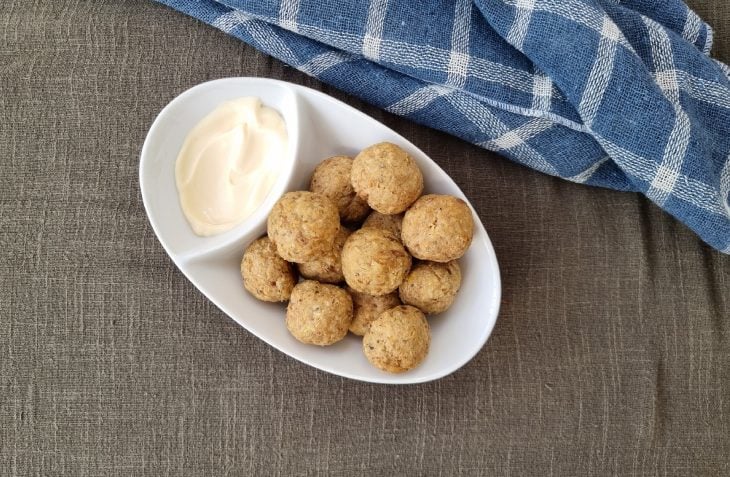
left=297, top=227, right=351, bottom=284
left=361, top=211, right=403, bottom=240
left=351, top=142, right=423, bottom=214
left=399, top=260, right=461, bottom=314
left=309, top=155, right=370, bottom=223
left=363, top=305, right=430, bottom=373
left=240, top=237, right=297, bottom=302
left=346, top=286, right=401, bottom=336
left=286, top=280, right=353, bottom=346
left=401, top=194, right=474, bottom=262
left=341, top=228, right=412, bottom=296
left=268, top=191, right=340, bottom=263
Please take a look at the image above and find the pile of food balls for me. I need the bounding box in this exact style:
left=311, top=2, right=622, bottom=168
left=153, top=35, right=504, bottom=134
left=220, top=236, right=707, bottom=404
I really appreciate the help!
left=241, top=142, right=474, bottom=373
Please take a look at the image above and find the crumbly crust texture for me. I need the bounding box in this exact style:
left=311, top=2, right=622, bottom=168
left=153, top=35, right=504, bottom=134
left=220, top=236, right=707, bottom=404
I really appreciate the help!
left=241, top=236, right=297, bottom=302
left=363, top=305, right=430, bottom=373
left=309, top=155, right=370, bottom=223
left=346, top=286, right=401, bottom=336
left=268, top=191, right=340, bottom=263
left=362, top=211, right=404, bottom=240
left=399, top=260, right=461, bottom=314
left=401, top=194, right=474, bottom=262
left=298, top=227, right=351, bottom=284
left=351, top=142, right=423, bottom=214
left=341, top=228, right=412, bottom=296
left=286, top=280, right=353, bottom=346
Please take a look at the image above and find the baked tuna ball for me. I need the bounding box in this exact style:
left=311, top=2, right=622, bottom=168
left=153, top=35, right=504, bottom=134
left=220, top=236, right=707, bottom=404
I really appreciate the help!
left=351, top=142, right=423, bottom=214
left=240, top=237, right=297, bottom=302
left=268, top=191, right=340, bottom=263
left=286, top=280, right=353, bottom=346
left=346, top=286, right=401, bottom=336
left=309, top=155, right=370, bottom=223
left=363, top=305, right=430, bottom=373
left=341, top=228, right=412, bottom=296
left=361, top=211, right=403, bottom=240
left=399, top=260, right=461, bottom=314
left=298, top=227, right=351, bottom=284
left=401, top=194, right=474, bottom=262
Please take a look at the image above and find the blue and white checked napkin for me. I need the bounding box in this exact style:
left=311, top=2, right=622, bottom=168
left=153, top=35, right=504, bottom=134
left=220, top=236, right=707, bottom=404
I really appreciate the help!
left=156, top=0, right=730, bottom=253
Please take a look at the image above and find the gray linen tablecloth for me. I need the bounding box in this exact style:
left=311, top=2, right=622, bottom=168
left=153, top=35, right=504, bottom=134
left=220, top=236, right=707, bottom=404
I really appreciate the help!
left=1, top=1, right=729, bottom=475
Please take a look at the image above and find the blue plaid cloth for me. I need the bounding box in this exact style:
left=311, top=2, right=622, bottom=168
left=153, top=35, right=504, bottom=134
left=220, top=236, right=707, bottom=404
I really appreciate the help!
left=156, top=0, right=730, bottom=253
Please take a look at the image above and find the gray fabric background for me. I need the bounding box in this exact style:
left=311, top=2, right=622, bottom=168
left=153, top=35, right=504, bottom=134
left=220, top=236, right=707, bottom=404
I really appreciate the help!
left=1, top=1, right=729, bottom=475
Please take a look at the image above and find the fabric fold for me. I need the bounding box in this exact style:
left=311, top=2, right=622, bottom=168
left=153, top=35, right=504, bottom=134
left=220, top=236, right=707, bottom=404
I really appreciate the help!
left=154, top=0, right=730, bottom=252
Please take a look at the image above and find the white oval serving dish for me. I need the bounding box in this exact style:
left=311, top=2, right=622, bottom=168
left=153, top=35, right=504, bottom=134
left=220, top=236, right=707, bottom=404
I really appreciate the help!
left=140, top=77, right=501, bottom=384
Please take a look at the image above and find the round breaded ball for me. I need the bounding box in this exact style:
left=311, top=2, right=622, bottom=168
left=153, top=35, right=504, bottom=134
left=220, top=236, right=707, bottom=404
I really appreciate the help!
left=286, top=280, right=353, bottom=346
left=399, top=261, right=461, bottom=314
left=240, top=237, right=296, bottom=302
left=362, top=211, right=403, bottom=239
left=363, top=305, right=430, bottom=373
left=351, top=142, right=423, bottom=214
left=268, top=191, right=340, bottom=263
left=341, top=228, right=412, bottom=296
left=298, top=227, right=351, bottom=284
left=309, top=156, right=370, bottom=223
left=346, top=286, right=401, bottom=336
left=401, top=194, right=474, bottom=262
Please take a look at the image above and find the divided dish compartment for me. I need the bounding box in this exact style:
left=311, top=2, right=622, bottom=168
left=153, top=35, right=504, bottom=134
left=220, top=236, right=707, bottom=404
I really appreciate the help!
left=139, top=79, right=302, bottom=263
left=140, top=78, right=501, bottom=384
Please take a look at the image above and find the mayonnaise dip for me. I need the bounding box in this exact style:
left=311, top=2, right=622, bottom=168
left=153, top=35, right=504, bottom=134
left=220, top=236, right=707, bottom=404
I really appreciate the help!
left=175, top=97, right=288, bottom=236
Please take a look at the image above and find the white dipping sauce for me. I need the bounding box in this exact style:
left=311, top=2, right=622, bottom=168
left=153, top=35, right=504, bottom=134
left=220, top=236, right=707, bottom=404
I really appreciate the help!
left=175, top=97, right=288, bottom=236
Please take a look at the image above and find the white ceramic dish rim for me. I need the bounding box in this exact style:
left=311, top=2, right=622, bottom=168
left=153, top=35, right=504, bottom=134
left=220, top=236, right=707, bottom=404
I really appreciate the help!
left=140, top=77, right=501, bottom=384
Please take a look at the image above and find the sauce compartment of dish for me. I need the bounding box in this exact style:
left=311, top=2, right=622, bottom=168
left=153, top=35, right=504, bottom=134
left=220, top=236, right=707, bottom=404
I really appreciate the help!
left=140, top=79, right=301, bottom=262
